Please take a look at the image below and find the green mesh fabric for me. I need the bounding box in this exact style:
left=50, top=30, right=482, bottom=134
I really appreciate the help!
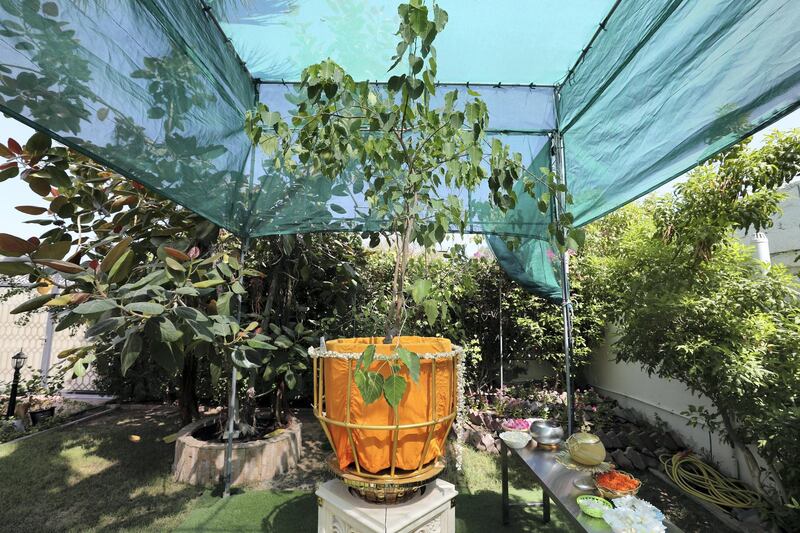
left=486, top=140, right=563, bottom=301
left=560, top=0, right=800, bottom=226
left=1, top=1, right=799, bottom=301
left=0, top=0, right=256, bottom=233
left=208, top=0, right=613, bottom=84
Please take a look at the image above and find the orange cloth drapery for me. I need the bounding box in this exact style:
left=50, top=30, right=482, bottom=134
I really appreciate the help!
left=323, top=336, right=456, bottom=473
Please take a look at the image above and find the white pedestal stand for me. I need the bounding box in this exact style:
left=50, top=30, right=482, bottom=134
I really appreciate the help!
left=316, top=478, right=457, bottom=533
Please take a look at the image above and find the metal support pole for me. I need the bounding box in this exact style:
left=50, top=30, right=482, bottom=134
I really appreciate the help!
left=499, top=285, right=504, bottom=390
left=553, top=130, right=575, bottom=437
left=224, top=96, right=259, bottom=496
left=40, top=287, right=58, bottom=384
left=223, top=238, right=251, bottom=498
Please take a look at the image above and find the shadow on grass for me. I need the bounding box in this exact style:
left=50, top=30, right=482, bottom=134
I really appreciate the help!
left=0, top=407, right=204, bottom=532
left=175, top=490, right=316, bottom=532
left=455, top=490, right=576, bottom=533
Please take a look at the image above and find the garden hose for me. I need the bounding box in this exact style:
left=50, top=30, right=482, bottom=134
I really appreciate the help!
left=660, top=452, right=762, bottom=509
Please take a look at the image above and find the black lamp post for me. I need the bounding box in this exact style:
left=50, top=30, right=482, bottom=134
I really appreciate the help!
left=6, top=350, right=27, bottom=418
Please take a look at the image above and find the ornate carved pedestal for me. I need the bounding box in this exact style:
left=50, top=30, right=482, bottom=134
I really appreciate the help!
left=316, top=478, right=457, bottom=533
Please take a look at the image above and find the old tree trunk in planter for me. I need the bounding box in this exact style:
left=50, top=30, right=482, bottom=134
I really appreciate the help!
left=247, top=0, right=580, bottom=503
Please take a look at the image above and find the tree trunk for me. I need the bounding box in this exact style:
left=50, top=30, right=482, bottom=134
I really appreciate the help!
left=178, top=353, right=199, bottom=426
left=386, top=214, right=414, bottom=339
left=719, top=408, right=787, bottom=504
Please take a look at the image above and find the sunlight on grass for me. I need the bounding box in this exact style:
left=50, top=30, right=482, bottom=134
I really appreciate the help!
left=60, top=445, right=116, bottom=485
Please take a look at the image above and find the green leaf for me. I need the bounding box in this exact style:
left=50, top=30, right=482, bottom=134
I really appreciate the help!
left=101, top=237, right=132, bottom=273
left=165, top=256, right=185, bottom=271
left=186, top=319, right=214, bottom=342
left=354, top=369, right=384, bottom=405
left=284, top=369, right=297, bottom=389
left=42, top=2, right=58, bottom=17
left=10, top=294, right=53, bottom=314
left=216, top=292, right=234, bottom=316
left=175, top=306, right=209, bottom=322
left=0, top=166, right=18, bottom=183
left=193, top=278, right=225, bottom=289
left=210, top=362, right=221, bottom=385
left=410, top=279, right=432, bottom=303
left=108, top=249, right=134, bottom=284
left=246, top=339, right=277, bottom=350
left=25, top=131, right=51, bottom=155
left=85, top=317, right=124, bottom=337
left=175, top=286, right=199, bottom=296
left=0, top=261, right=32, bottom=276
left=32, top=240, right=70, bottom=260
left=358, top=344, right=376, bottom=371
left=55, top=312, right=83, bottom=332
left=273, top=334, right=292, bottom=349
left=124, top=302, right=165, bottom=316
left=383, top=375, right=407, bottom=408
left=157, top=317, right=183, bottom=342
left=395, top=347, right=420, bottom=382
left=570, top=228, right=586, bottom=248
left=121, top=332, right=142, bottom=376
left=74, top=299, right=117, bottom=315
left=231, top=347, right=259, bottom=369
left=150, top=341, right=182, bottom=374
left=423, top=299, right=438, bottom=326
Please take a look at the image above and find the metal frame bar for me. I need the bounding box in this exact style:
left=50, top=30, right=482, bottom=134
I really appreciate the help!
left=553, top=90, right=575, bottom=436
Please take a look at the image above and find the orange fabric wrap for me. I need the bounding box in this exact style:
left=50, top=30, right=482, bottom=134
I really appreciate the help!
left=324, top=336, right=455, bottom=473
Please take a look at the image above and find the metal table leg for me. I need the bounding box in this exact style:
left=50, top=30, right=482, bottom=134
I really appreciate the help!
left=543, top=491, right=550, bottom=523
left=501, top=440, right=509, bottom=525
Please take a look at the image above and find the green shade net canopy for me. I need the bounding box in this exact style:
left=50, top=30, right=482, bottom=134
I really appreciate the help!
left=0, top=0, right=798, bottom=301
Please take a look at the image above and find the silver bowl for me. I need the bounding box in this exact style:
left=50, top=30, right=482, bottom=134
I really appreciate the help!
left=529, top=419, right=564, bottom=445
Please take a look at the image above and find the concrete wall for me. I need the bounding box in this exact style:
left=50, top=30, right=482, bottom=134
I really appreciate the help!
left=584, top=326, right=753, bottom=482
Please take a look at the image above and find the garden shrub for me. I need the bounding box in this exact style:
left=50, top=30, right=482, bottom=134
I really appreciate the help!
left=585, top=132, right=800, bottom=529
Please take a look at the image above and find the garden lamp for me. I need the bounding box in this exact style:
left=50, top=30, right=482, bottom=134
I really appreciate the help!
left=6, top=350, right=27, bottom=418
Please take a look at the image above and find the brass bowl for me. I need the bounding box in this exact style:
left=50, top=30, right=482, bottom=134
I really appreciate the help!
left=327, top=454, right=444, bottom=505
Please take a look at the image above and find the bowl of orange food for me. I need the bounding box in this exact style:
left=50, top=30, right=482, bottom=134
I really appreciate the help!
left=593, top=470, right=641, bottom=499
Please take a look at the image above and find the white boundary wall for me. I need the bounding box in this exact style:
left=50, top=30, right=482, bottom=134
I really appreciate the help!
left=0, top=287, right=91, bottom=390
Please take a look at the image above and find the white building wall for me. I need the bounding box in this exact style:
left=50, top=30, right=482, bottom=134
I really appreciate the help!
left=584, top=326, right=753, bottom=483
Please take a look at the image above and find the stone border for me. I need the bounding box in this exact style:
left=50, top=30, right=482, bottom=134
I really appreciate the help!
left=0, top=405, right=118, bottom=446
left=173, top=417, right=303, bottom=487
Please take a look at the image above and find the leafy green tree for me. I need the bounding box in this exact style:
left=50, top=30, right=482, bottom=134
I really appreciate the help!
left=245, top=0, right=580, bottom=409
left=587, top=131, right=800, bottom=527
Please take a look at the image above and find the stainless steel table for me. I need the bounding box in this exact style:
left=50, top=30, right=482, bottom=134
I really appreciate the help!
left=500, top=440, right=684, bottom=532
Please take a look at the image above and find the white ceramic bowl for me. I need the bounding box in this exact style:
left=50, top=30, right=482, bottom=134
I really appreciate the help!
left=499, top=431, right=532, bottom=449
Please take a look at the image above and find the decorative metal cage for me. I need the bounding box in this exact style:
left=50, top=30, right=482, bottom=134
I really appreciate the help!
left=310, top=338, right=462, bottom=503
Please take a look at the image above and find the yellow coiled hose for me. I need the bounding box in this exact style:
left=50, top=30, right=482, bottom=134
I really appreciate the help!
left=660, top=452, right=762, bottom=509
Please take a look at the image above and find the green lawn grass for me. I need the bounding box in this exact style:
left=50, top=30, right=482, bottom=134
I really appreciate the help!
left=0, top=408, right=204, bottom=532
left=174, top=446, right=575, bottom=532
left=0, top=408, right=573, bottom=532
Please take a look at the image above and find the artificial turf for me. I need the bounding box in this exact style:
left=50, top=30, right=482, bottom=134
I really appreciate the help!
left=0, top=407, right=573, bottom=532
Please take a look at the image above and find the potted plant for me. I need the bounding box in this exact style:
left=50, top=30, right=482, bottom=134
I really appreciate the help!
left=246, top=0, right=572, bottom=502
left=24, top=366, right=65, bottom=425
